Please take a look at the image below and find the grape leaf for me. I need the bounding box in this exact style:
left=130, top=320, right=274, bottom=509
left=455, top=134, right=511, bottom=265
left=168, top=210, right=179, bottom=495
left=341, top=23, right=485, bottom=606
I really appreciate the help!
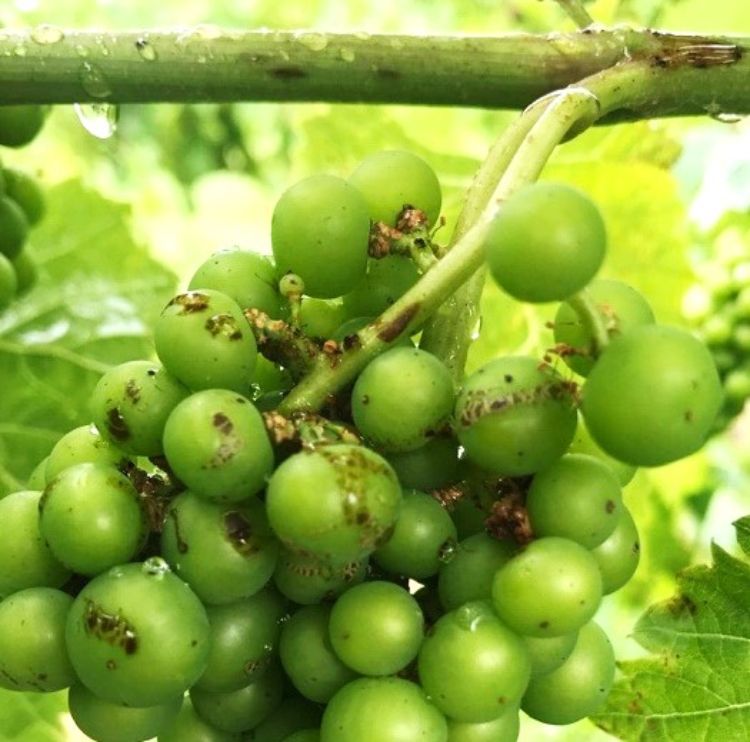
left=0, top=180, right=175, bottom=495
left=595, top=520, right=750, bottom=741
left=0, top=689, right=65, bottom=741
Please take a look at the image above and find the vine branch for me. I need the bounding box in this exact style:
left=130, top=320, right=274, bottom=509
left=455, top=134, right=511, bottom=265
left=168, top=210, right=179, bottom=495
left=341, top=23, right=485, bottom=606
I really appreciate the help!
left=553, top=0, right=596, bottom=29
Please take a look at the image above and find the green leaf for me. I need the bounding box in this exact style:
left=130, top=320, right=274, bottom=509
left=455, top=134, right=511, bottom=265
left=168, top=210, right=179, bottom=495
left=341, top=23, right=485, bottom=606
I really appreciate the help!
left=0, top=688, right=65, bottom=741
left=595, top=528, right=750, bottom=741
left=0, top=180, right=175, bottom=495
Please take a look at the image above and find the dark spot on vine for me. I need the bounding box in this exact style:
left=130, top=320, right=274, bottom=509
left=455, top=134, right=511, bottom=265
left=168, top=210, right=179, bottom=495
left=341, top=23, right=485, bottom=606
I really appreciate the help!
left=343, top=333, right=361, bottom=350
left=191, top=639, right=198, bottom=647
left=270, top=65, right=307, bottom=79
left=106, top=408, right=130, bottom=441
left=539, top=620, right=549, bottom=629
left=504, top=374, right=513, bottom=383
left=376, top=68, right=400, bottom=80
left=376, top=303, right=420, bottom=342
left=106, top=660, right=116, bottom=670
left=213, top=412, right=234, bottom=435
left=37, top=673, right=47, bottom=681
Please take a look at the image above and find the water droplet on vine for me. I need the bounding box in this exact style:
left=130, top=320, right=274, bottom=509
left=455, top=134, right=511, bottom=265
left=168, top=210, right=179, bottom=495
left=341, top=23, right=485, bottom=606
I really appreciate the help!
left=80, top=61, right=113, bottom=98
left=712, top=112, right=744, bottom=124
left=31, top=25, right=64, bottom=45
left=74, top=102, right=119, bottom=139
left=339, top=47, right=355, bottom=62
left=135, top=37, right=158, bottom=61
left=297, top=32, right=328, bottom=52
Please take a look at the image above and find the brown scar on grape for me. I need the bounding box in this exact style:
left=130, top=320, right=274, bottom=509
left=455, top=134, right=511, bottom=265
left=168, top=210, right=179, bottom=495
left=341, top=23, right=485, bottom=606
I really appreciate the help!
left=169, top=508, right=189, bottom=554
left=125, top=379, right=141, bottom=404
left=485, top=477, right=534, bottom=545
left=168, top=292, right=210, bottom=314
left=205, top=314, right=243, bottom=340
left=224, top=510, right=260, bottom=555
left=83, top=600, right=139, bottom=655
left=213, top=412, right=234, bottom=435
left=376, top=303, right=420, bottom=343
left=106, top=408, right=130, bottom=441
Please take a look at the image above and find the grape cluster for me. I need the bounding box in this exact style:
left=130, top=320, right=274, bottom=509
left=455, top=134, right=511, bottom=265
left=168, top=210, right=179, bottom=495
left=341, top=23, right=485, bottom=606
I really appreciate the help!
left=686, top=248, right=750, bottom=431
left=0, top=105, right=48, bottom=307
left=0, top=150, right=721, bottom=742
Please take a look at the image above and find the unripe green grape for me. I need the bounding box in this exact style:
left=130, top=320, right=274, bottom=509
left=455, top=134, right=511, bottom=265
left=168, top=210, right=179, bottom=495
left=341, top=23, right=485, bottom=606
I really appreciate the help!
left=554, top=279, right=655, bottom=376
left=351, top=347, right=455, bottom=453
left=279, top=604, right=358, bottom=703
left=251, top=696, right=323, bottom=742
left=724, top=368, right=750, bottom=402
left=386, top=436, right=460, bottom=491
left=455, top=356, right=577, bottom=476
left=298, top=297, right=347, bottom=339
left=0, top=587, right=75, bottom=692
left=0, top=195, right=29, bottom=259
left=252, top=355, right=293, bottom=397
left=69, top=684, right=182, bottom=742
left=568, top=415, right=636, bottom=486
left=0, top=490, right=70, bottom=596
left=445, top=705, right=520, bottom=741
left=162, top=389, right=274, bottom=503
left=329, top=581, right=424, bottom=676
left=0, top=252, right=17, bottom=307
left=521, top=632, right=578, bottom=677
left=526, top=454, right=623, bottom=548
left=90, top=360, right=189, bottom=456
left=272, top=175, right=370, bottom=299
left=3, top=168, right=45, bottom=225
left=285, top=731, right=320, bottom=742
left=0, top=105, right=46, bottom=147
left=438, top=532, right=516, bottom=611
left=11, top=249, right=37, bottom=294
left=701, top=313, right=733, bottom=347
left=485, top=182, right=606, bottom=303
left=582, top=325, right=722, bottom=466
left=521, top=621, right=615, bottom=725
left=266, top=444, right=401, bottom=564
left=342, top=255, right=420, bottom=318
left=591, top=505, right=640, bottom=594
left=418, top=601, right=530, bottom=723
left=321, top=677, right=447, bottom=742
left=190, top=248, right=282, bottom=318
left=373, top=490, right=457, bottom=579
left=27, top=456, right=48, bottom=490
left=161, top=491, right=279, bottom=605
left=154, top=289, right=257, bottom=395
left=65, top=559, right=211, bottom=707
left=732, top=324, right=750, bottom=352
left=492, top=537, right=602, bottom=637
left=157, top=699, right=237, bottom=742
left=349, top=150, right=442, bottom=227
left=45, top=423, right=128, bottom=481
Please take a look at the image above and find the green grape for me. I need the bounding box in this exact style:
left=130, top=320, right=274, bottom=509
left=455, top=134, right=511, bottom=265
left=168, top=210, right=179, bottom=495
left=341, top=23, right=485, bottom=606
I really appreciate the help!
left=568, top=415, right=636, bottom=486
left=582, top=325, right=722, bottom=466
left=273, top=549, right=367, bottom=605
left=445, top=705, right=519, bottom=741
left=418, top=601, right=530, bottom=723
left=190, top=248, right=282, bottom=318
left=342, top=256, right=420, bottom=317
left=0, top=195, right=29, bottom=259
left=196, top=587, right=287, bottom=693
left=447, top=484, right=496, bottom=541
left=554, top=279, right=655, bottom=376
left=162, top=389, right=274, bottom=503
left=279, top=604, right=358, bottom=703
left=351, top=347, right=455, bottom=453
left=491, top=537, right=602, bottom=637
left=455, top=356, right=577, bottom=476
left=3, top=168, right=45, bottom=225
left=285, top=732, right=319, bottom=742
left=40, top=463, right=147, bottom=576
left=521, top=632, right=578, bottom=677
left=438, top=533, right=516, bottom=611
left=190, top=662, right=284, bottom=733
left=90, top=360, right=189, bottom=456
left=724, top=368, right=750, bottom=402
left=27, top=456, right=48, bottom=490
left=158, top=699, right=238, bottom=742
left=45, top=423, right=128, bottom=480
left=320, top=677, right=447, bottom=741
left=0, top=252, right=17, bottom=307
left=0, top=587, right=75, bottom=692
left=250, top=696, right=323, bottom=742
left=349, top=150, right=442, bottom=227
left=386, top=436, right=460, bottom=492
left=69, top=683, right=182, bottom=742
left=266, top=444, right=401, bottom=563
left=11, top=249, right=37, bottom=294
left=161, top=491, right=279, bottom=605
left=0, top=105, right=45, bottom=147
left=65, top=559, right=211, bottom=707
left=485, top=182, right=605, bottom=303
left=329, top=581, right=424, bottom=676
left=253, top=356, right=293, bottom=397
left=522, top=621, right=615, bottom=724
left=0, top=490, right=70, bottom=596
left=373, top=490, right=457, bottom=579
left=154, top=289, right=258, bottom=394
left=298, top=297, right=347, bottom=340
left=271, top=175, right=370, bottom=299
left=526, top=454, right=623, bottom=549
left=591, top=505, right=640, bottom=594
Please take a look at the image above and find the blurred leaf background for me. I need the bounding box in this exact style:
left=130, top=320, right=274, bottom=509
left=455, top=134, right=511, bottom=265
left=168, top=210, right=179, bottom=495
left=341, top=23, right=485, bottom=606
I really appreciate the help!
left=1, top=0, right=750, bottom=739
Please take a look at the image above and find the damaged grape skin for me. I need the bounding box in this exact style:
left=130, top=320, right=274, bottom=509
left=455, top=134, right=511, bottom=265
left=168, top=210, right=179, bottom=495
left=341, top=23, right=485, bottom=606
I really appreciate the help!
left=65, top=560, right=211, bottom=708
left=454, top=356, right=578, bottom=476
left=160, top=491, right=279, bottom=605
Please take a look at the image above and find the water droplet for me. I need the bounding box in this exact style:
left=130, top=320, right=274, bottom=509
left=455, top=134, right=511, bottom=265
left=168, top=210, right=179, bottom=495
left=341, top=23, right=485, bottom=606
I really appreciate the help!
left=31, top=24, right=64, bottom=45
left=142, top=556, right=171, bottom=577
left=262, top=643, right=273, bottom=653
left=74, top=102, right=119, bottom=139
left=13, top=44, right=27, bottom=58
left=437, top=539, right=457, bottom=563
left=80, top=61, right=112, bottom=99
left=713, top=112, right=744, bottom=124
left=454, top=602, right=489, bottom=632
left=297, top=32, right=328, bottom=52
left=339, top=47, right=355, bottom=62
left=135, top=37, right=157, bottom=61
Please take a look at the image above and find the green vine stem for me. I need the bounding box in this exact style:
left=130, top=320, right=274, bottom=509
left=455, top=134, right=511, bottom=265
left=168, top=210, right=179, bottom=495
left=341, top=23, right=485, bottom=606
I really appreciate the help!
left=278, top=87, right=601, bottom=414
left=0, top=28, right=747, bottom=118
left=553, top=0, right=596, bottom=29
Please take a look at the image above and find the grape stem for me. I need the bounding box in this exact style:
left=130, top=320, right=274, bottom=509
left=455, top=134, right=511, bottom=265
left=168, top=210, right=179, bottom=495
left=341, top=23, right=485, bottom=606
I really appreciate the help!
left=553, top=0, right=596, bottom=29
left=279, top=87, right=601, bottom=414
left=566, top=290, right=611, bottom=355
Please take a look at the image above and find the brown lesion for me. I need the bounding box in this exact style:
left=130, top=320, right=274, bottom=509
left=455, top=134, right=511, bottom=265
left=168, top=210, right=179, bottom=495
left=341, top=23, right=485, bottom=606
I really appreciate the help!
left=485, top=477, right=534, bottom=545
left=83, top=600, right=139, bottom=655
left=648, top=32, right=742, bottom=69
left=376, top=302, right=421, bottom=343
left=167, top=292, right=210, bottom=314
